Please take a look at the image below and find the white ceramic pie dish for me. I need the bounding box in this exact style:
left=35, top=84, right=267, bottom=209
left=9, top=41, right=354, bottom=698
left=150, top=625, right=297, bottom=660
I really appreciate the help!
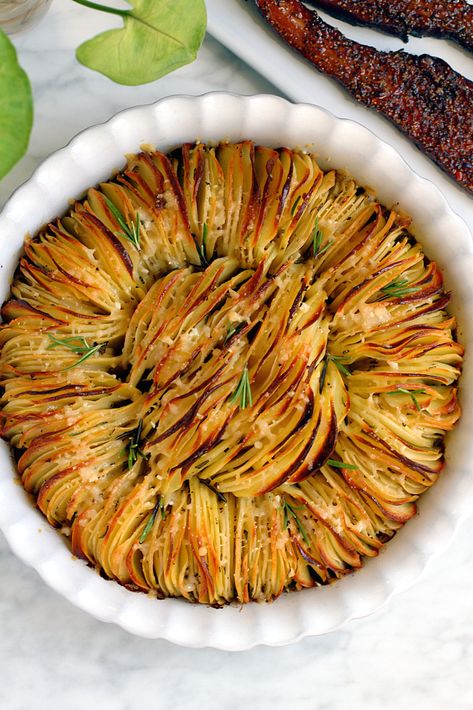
left=0, top=93, right=472, bottom=650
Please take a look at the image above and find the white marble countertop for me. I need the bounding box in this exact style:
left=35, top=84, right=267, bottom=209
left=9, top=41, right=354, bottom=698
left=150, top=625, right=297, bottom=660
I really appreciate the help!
left=1, top=2, right=473, bottom=708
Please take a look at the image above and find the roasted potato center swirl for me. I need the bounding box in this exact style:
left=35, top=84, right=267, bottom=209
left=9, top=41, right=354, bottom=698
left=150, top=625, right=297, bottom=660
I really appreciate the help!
left=122, top=258, right=346, bottom=498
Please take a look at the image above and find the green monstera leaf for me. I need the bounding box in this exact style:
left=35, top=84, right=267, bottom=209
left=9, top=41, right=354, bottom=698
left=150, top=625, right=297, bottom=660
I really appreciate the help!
left=74, top=0, right=207, bottom=86
left=0, top=29, right=33, bottom=181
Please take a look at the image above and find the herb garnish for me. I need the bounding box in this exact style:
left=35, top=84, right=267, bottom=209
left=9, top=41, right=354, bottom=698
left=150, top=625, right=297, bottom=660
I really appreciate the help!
left=379, top=278, right=420, bottom=299
left=319, top=352, right=351, bottom=392
left=199, top=223, right=209, bottom=267
left=328, top=353, right=351, bottom=377
left=282, top=500, right=310, bottom=546
left=327, top=458, right=359, bottom=470
left=224, top=321, right=245, bottom=344
left=47, top=334, right=106, bottom=370
left=103, top=195, right=140, bottom=249
left=230, top=365, right=253, bottom=409
left=139, top=498, right=165, bottom=544
left=291, top=195, right=301, bottom=216
left=126, top=419, right=148, bottom=469
left=387, top=388, right=427, bottom=411
left=312, top=218, right=334, bottom=258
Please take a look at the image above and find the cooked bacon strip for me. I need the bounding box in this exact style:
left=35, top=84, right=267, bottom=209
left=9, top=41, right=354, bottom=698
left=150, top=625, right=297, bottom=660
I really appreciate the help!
left=306, top=0, right=473, bottom=52
left=255, top=0, right=473, bottom=193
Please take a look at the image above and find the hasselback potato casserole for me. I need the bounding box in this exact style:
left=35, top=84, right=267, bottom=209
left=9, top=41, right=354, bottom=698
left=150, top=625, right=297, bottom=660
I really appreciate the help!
left=0, top=142, right=462, bottom=604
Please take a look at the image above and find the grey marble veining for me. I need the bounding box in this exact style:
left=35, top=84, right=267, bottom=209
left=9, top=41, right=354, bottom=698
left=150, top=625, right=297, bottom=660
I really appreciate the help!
left=2, top=518, right=473, bottom=710
left=0, top=0, right=277, bottom=209
left=1, top=2, right=473, bottom=709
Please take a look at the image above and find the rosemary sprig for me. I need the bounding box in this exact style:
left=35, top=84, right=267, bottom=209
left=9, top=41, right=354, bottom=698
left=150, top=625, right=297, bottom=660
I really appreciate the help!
left=201, top=222, right=208, bottom=261
left=191, top=223, right=209, bottom=268
left=379, top=278, right=420, bottom=299
left=327, top=353, right=351, bottom=377
left=312, top=218, right=334, bottom=258
left=104, top=195, right=141, bottom=249
left=327, top=458, right=359, bottom=470
left=387, top=388, right=427, bottom=412
left=126, top=419, right=148, bottom=469
left=47, top=334, right=105, bottom=370
left=230, top=365, right=253, bottom=409
left=139, top=498, right=165, bottom=544
left=224, top=321, right=245, bottom=344
left=291, top=195, right=301, bottom=216
left=282, top=500, right=310, bottom=546
left=312, top=218, right=323, bottom=256
left=193, top=222, right=209, bottom=268
left=47, top=335, right=90, bottom=352
left=319, top=352, right=351, bottom=392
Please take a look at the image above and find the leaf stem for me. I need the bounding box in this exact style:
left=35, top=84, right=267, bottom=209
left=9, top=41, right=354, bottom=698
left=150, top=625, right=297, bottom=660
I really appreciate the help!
left=71, top=0, right=131, bottom=17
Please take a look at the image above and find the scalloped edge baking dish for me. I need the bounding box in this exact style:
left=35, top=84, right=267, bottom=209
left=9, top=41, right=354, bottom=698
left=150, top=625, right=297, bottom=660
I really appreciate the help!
left=0, top=93, right=472, bottom=650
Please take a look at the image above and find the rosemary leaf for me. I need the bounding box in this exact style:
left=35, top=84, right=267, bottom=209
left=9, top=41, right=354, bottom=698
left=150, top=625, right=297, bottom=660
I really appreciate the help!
left=327, top=458, right=359, bottom=470
left=48, top=334, right=106, bottom=370
left=127, top=419, right=144, bottom=470
left=387, top=388, right=427, bottom=411
left=128, top=445, right=137, bottom=470
left=327, top=353, right=351, bottom=377
left=379, top=278, right=420, bottom=299
left=312, top=217, right=323, bottom=256
left=47, top=334, right=91, bottom=353
left=139, top=498, right=164, bottom=544
left=196, top=222, right=209, bottom=268
left=63, top=343, right=104, bottom=370
left=282, top=500, right=310, bottom=546
left=312, top=219, right=334, bottom=258
left=230, top=365, right=253, bottom=409
left=319, top=352, right=351, bottom=392
left=104, top=195, right=140, bottom=249
left=332, top=359, right=351, bottom=377
left=224, top=321, right=245, bottom=344
left=317, top=239, right=334, bottom=257
left=291, top=195, right=301, bottom=216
